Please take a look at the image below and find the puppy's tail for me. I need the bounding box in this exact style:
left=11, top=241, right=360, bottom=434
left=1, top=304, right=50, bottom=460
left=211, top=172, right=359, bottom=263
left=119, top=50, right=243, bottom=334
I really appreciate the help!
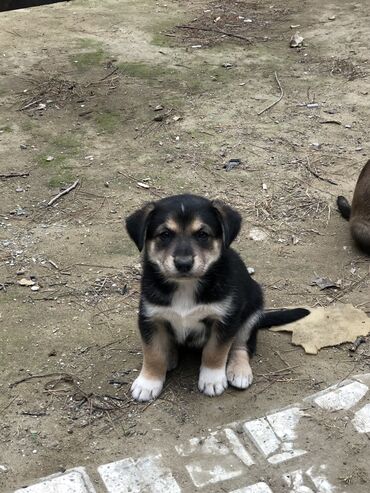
left=259, top=308, right=310, bottom=329
left=337, top=196, right=351, bottom=221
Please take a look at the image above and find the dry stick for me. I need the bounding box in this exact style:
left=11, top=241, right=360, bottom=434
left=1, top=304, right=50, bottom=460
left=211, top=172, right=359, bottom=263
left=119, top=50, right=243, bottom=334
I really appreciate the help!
left=329, top=272, right=369, bottom=304
left=175, top=24, right=252, bottom=43
left=0, top=171, right=29, bottom=179
left=9, top=372, right=73, bottom=388
left=254, top=380, right=275, bottom=396
left=48, top=259, right=59, bottom=270
left=99, top=67, right=119, bottom=82
left=303, top=157, right=338, bottom=186
left=5, top=30, right=22, bottom=37
left=85, top=67, right=119, bottom=87
left=257, top=72, right=284, bottom=116
left=47, top=179, right=79, bottom=206
left=19, top=98, right=43, bottom=111
left=117, top=170, right=163, bottom=197
left=256, top=364, right=301, bottom=378
left=72, top=262, right=121, bottom=270
left=0, top=396, right=18, bottom=415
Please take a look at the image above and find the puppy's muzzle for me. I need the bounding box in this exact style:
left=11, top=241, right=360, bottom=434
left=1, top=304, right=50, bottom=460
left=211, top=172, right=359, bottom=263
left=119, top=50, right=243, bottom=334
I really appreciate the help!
left=174, top=255, right=193, bottom=274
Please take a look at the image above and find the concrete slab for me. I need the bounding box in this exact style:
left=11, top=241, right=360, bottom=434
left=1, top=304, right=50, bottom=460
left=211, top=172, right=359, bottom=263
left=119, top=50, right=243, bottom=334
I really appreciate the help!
left=14, top=468, right=96, bottom=493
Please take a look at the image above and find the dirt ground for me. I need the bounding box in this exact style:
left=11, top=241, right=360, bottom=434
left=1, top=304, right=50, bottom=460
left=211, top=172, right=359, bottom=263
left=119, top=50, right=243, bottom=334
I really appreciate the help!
left=0, top=0, right=369, bottom=491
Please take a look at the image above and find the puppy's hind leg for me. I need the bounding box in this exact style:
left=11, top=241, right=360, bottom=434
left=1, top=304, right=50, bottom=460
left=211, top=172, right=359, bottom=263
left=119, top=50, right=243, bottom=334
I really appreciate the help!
left=167, top=341, right=179, bottom=371
left=227, top=313, right=261, bottom=389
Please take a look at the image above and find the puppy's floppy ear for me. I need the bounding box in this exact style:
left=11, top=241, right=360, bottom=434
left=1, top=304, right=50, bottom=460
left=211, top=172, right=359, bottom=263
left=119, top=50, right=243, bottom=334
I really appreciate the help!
left=125, top=202, right=155, bottom=251
left=212, top=200, right=242, bottom=248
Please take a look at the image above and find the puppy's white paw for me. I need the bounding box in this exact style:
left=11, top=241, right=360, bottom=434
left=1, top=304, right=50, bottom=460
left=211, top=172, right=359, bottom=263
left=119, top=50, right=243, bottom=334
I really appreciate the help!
left=131, top=374, right=164, bottom=402
left=198, top=367, right=228, bottom=397
left=227, top=355, right=253, bottom=389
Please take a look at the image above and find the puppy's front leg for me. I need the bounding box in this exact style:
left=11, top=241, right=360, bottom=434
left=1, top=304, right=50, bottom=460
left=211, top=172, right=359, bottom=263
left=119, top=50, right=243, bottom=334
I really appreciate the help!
left=198, top=327, right=232, bottom=397
left=131, top=321, right=170, bottom=402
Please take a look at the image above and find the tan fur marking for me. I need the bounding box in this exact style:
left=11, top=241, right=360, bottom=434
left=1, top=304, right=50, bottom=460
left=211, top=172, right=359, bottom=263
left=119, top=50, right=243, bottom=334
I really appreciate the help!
left=202, top=329, right=232, bottom=369
left=140, top=326, right=171, bottom=380
left=147, top=239, right=157, bottom=257
left=194, top=238, right=222, bottom=272
left=164, top=218, right=180, bottom=233
left=227, top=347, right=250, bottom=372
left=226, top=345, right=253, bottom=388
left=187, top=218, right=204, bottom=234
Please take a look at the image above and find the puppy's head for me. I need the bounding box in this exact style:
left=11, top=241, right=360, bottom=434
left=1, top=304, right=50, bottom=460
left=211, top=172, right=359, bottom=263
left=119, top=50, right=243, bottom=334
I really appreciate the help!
left=126, top=194, right=241, bottom=279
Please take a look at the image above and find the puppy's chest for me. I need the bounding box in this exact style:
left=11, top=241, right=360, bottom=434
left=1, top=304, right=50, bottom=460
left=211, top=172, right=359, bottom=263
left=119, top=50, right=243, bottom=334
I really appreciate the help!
left=144, top=284, right=230, bottom=344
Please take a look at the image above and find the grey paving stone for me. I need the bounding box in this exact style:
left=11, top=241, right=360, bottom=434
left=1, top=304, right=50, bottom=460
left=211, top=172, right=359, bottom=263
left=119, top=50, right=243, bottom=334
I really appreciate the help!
left=98, top=454, right=181, bottom=493
left=230, top=483, right=273, bottom=493
left=14, top=467, right=96, bottom=493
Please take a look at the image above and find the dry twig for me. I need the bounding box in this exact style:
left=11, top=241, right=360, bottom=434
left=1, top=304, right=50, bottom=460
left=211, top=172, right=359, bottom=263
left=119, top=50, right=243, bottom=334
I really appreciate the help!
left=302, top=158, right=338, bottom=185
left=0, top=171, right=29, bottom=179
left=176, top=24, right=252, bottom=43
left=9, top=372, right=73, bottom=388
left=257, top=72, right=284, bottom=115
left=47, top=179, right=79, bottom=206
left=19, top=98, right=43, bottom=111
left=0, top=396, right=18, bottom=415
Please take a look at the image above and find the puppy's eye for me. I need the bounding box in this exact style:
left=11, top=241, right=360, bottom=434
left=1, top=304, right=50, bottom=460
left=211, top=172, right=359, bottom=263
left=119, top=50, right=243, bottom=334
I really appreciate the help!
left=195, top=230, right=210, bottom=240
left=158, top=230, right=172, bottom=241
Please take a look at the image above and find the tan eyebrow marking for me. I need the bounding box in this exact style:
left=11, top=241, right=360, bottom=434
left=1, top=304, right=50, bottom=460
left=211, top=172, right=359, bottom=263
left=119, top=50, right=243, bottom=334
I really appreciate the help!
left=165, top=218, right=180, bottom=232
left=186, top=218, right=213, bottom=235
left=155, top=218, right=180, bottom=235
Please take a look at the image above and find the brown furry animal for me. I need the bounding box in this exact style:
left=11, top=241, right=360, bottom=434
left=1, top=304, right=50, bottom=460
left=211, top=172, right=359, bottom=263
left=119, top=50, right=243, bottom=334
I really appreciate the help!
left=337, top=159, right=370, bottom=254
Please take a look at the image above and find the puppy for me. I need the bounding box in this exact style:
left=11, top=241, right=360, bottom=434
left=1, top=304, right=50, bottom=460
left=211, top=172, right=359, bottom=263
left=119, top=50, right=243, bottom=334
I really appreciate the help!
left=126, top=194, right=309, bottom=401
left=337, top=159, right=370, bottom=254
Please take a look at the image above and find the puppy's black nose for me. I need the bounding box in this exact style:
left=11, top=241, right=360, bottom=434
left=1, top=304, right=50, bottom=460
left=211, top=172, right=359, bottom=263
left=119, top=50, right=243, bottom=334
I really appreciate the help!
left=174, top=256, right=193, bottom=273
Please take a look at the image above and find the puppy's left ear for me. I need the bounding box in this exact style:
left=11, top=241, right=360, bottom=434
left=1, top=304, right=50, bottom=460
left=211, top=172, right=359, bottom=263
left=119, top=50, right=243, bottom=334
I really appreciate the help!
left=125, top=202, right=155, bottom=251
left=212, top=200, right=242, bottom=248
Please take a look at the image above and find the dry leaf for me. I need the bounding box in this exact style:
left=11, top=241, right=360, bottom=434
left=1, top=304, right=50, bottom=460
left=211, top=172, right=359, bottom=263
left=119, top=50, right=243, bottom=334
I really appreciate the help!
left=271, top=305, right=370, bottom=354
left=311, top=276, right=340, bottom=290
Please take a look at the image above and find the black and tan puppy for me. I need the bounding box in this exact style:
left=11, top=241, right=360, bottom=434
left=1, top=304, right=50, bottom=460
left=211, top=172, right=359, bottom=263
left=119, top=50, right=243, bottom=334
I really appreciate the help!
left=126, top=194, right=309, bottom=401
left=337, top=159, right=370, bottom=254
